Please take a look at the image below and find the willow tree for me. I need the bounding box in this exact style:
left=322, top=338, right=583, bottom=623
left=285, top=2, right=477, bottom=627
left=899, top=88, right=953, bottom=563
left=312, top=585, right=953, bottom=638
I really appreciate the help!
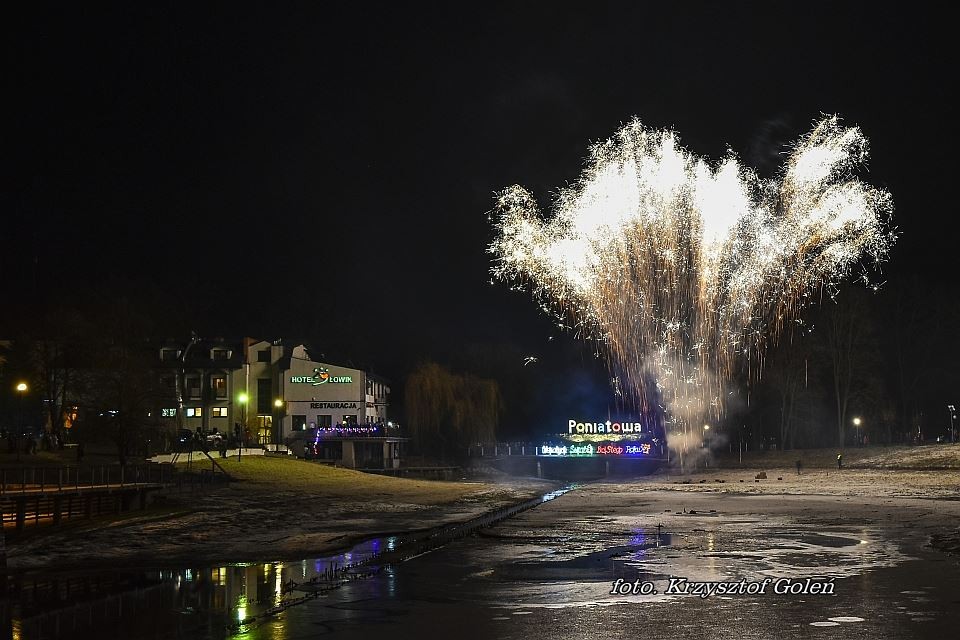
left=404, top=362, right=502, bottom=459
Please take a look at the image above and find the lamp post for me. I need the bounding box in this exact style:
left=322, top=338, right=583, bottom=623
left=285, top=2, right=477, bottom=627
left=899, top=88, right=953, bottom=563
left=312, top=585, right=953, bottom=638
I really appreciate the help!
left=274, top=398, right=283, bottom=446
left=702, top=424, right=710, bottom=469
left=15, top=382, right=28, bottom=461
left=852, top=417, right=862, bottom=447
left=948, top=405, right=956, bottom=444
left=238, top=392, right=248, bottom=459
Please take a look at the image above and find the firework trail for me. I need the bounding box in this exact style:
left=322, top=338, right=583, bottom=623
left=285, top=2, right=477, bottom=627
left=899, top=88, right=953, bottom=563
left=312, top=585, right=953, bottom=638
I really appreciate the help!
left=489, top=116, right=894, bottom=429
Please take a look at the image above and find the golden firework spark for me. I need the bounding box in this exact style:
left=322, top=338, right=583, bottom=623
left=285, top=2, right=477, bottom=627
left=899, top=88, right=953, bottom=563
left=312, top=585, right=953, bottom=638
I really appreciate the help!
left=489, top=116, right=894, bottom=427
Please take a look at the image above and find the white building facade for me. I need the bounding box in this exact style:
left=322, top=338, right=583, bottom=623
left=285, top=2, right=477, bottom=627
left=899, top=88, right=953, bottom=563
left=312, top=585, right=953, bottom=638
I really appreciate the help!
left=276, top=344, right=391, bottom=440
left=156, top=338, right=390, bottom=447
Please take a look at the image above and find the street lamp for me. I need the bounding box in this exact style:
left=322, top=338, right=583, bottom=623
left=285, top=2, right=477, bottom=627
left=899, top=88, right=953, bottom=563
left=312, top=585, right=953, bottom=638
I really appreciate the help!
left=948, top=405, right=956, bottom=444
left=15, top=382, right=28, bottom=461
left=852, top=417, right=862, bottom=446
left=238, top=392, right=248, bottom=456
left=701, top=424, right=711, bottom=468
left=273, top=399, right=284, bottom=446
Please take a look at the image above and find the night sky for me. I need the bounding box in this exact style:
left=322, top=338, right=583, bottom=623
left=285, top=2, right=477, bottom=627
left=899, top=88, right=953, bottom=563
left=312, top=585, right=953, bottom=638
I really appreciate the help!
left=3, top=3, right=956, bottom=433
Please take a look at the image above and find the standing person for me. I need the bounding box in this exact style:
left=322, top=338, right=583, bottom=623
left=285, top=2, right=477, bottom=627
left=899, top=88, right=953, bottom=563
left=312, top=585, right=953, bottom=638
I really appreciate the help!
left=796, top=458, right=802, bottom=475
left=837, top=452, right=843, bottom=469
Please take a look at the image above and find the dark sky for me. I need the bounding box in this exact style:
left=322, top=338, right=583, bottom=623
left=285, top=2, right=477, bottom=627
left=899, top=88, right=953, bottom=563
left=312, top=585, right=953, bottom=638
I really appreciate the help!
left=2, top=3, right=956, bottom=430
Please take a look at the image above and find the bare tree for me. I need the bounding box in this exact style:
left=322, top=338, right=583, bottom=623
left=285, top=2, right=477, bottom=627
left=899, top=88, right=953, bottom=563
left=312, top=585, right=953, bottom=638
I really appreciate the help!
left=888, top=278, right=945, bottom=442
left=764, top=330, right=815, bottom=450
left=75, top=300, right=163, bottom=464
left=28, top=309, right=91, bottom=446
left=821, top=287, right=878, bottom=449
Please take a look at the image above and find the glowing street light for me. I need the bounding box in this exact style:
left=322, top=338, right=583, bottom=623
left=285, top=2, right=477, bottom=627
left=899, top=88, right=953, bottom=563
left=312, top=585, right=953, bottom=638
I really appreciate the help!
left=271, top=398, right=284, bottom=446
left=237, top=393, right=248, bottom=456
left=852, top=417, right=862, bottom=447
left=15, top=382, right=28, bottom=461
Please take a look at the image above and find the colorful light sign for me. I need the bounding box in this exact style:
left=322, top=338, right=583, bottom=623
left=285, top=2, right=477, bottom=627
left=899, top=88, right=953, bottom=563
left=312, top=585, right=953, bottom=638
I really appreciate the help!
left=538, top=442, right=653, bottom=457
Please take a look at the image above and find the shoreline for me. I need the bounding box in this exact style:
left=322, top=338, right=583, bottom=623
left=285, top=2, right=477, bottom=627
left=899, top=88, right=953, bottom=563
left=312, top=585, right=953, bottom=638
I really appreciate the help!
left=4, top=474, right=561, bottom=575
left=5, top=447, right=959, bottom=576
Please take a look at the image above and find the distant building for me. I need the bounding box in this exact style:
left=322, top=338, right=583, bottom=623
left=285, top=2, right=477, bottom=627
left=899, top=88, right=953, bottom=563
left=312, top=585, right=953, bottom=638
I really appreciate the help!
left=154, top=338, right=391, bottom=447
left=155, top=336, right=245, bottom=441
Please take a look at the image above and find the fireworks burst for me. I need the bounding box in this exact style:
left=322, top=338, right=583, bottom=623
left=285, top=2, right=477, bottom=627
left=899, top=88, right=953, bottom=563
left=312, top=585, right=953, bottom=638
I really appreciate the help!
left=489, top=116, right=894, bottom=428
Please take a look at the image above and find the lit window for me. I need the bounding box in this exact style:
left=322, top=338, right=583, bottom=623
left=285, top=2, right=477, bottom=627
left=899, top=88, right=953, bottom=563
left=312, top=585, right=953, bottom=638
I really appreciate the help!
left=212, top=407, right=227, bottom=417
left=211, top=375, right=227, bottom=399
left=186, top=407, right=203, bottom=418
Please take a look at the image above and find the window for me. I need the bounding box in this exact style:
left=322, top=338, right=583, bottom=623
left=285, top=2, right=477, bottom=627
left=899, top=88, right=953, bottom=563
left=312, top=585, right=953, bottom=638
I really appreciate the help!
left=211, top=375, right=227, bottom=399
left=292, top=415, right=307, bottom=431
left=256, top=416, right=273, bottom=445
left=342, top=414, right=357, bottom=425
left=318, top=414, right=332, bottom=428
left=257, top=379, right=271, bottom=414
left=212, top=349, right=230, bottom=360
left=257, top=349, right=271, bottom=363
left=161, top=349, right=180, bottom=362
left=186, top=377, right=201, bottom=399
left=186, top=407, right=202, bottom=418
left=212, top=407, right=227, bottom=417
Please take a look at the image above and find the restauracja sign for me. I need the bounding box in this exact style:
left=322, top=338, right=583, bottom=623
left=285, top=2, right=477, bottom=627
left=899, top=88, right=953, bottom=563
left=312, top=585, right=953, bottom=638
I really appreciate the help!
left=290, top=367, right=353, bottom=385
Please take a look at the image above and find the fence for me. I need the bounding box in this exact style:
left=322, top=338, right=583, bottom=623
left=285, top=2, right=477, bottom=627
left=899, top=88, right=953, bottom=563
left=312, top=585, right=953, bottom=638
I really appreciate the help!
left=1, top=463, right=224, bottom=532
left=466, top=443, right=540, bottom=457
left=0, top=465, right=169, bottom=496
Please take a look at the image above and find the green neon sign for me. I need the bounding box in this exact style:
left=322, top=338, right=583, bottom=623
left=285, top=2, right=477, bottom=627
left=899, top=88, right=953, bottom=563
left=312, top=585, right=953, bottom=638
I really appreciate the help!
left=290, top=367, right=353, bottom=385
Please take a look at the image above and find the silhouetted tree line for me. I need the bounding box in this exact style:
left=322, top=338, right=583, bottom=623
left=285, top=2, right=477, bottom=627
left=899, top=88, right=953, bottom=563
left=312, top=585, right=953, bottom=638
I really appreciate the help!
left=736, top=278, right=960, bottom=450
left=0, top=298, right=173, bottom=464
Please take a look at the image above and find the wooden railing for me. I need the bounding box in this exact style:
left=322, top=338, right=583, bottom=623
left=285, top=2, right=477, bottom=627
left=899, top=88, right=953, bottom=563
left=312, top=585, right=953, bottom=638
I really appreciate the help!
left=0, top=464, right=169, bottom=496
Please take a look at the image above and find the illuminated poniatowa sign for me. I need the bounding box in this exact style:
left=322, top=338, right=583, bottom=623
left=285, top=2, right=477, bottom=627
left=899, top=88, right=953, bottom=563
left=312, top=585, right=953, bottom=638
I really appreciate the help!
left=568, top=419, right=645, bottom=435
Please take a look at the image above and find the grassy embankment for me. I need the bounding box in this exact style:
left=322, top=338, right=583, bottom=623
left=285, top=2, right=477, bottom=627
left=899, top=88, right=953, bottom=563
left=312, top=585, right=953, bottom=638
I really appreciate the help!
left=0, top=443, right=544, bottom=506
left=206, top=455, right=497, bottom=504
left=712, top=443, right=960, bottom=470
